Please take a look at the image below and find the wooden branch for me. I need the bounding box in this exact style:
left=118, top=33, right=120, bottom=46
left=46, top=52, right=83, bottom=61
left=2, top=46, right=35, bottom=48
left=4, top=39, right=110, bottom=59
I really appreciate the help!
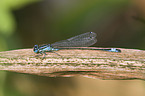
left=0, top=47, right=144, bottom=80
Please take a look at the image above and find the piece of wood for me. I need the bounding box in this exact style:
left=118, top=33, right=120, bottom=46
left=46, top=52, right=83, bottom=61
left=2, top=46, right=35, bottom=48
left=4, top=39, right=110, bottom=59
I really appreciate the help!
left=0, top=47, right=144, bottom=80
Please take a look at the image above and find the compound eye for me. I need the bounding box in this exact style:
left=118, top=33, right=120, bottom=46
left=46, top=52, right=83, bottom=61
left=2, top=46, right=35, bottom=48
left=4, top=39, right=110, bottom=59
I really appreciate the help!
left=33, top=45, right=39, bottom=53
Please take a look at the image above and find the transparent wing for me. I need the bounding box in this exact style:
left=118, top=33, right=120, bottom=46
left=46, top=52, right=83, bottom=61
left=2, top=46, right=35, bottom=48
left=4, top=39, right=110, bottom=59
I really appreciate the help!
left=51, top=32, right=97, bottom=47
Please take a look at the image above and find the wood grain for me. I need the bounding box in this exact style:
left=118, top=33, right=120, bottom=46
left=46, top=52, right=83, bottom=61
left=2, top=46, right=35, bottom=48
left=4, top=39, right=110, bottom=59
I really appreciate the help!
left=0, top=47, right=144, bottom=80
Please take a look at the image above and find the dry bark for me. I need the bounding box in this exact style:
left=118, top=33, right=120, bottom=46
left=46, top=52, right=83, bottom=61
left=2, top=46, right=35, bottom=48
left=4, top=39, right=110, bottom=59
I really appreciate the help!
left=0, top=47, right=144, bottom=80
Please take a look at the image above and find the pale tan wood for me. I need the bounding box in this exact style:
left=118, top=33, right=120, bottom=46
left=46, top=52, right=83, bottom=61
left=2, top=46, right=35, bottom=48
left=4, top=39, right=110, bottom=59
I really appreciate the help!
left=0, top=47, right=144, bottom=80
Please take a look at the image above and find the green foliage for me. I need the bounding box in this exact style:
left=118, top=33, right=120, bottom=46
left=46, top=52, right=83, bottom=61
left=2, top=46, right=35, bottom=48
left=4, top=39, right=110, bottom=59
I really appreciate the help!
left=0, top=0, right=40, bottom=36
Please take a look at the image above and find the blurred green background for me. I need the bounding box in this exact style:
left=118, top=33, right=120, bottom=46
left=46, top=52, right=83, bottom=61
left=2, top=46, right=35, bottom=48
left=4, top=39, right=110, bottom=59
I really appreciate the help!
left=0, top=0, right=145, bottom=96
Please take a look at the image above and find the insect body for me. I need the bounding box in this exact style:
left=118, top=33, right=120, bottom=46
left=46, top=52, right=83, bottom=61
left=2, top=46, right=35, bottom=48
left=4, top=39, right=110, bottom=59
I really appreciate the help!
left=33, top=32, right=121, bottom=59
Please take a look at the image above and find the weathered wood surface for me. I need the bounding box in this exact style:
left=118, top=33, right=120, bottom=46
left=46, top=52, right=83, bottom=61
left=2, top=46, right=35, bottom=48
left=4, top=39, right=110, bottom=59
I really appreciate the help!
left=0, top=47, right=144, bottom=80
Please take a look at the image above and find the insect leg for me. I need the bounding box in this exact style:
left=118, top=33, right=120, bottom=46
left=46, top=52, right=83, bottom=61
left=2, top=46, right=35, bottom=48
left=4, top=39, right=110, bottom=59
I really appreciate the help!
left=41, top=52, right=47, bottom=60
left=51, top=51, right=62, bottom=57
